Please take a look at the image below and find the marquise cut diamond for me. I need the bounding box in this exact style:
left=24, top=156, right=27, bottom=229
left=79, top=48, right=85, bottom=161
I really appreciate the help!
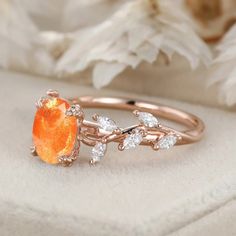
left=158, top=135, right=177, bottom=149
left=91, top=142, right=107, bottom=163
left=123, top=129, right=143, bottom=150
left=138, top=112, right=159, bottom=128
left=97, top=116, right=117, bottom=132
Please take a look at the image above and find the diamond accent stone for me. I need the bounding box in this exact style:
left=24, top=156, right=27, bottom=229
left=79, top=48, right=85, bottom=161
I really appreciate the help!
left=66, top=104, right=82, bottom=116
left=91, top=142, right=107, bottom=163
left=138, top=112, right=159, bottom=128
left=158, top=135, right=177, bottom=149
left=123, top=129, right=143, bottom=150
left=97, top=116, right=117, bottom=132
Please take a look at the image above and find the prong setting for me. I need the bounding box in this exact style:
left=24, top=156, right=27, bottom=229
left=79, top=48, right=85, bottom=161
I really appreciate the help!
left=30, top=145, right=38, bottom=156
left=58, top=143, right=80, bottom=167
left=112, top=128, right=122, bottom=135
left=152, top=143, right=160, bottom=151
left=118, top=143, right=125, bottom=151
left=92, top=114, right=99, bottom=121
left=35, top=96, right=47, bottom=109
left=66, top=104, right=84, bottom=120
left=58, top=155, right=77, bottom=167
left=46, top=89, right=59, bottom=98
left=133, top=110, right=140, bottom=117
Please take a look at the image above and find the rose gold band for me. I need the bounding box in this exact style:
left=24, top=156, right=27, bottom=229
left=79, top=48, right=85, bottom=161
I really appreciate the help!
left=72, top=96, right=205, bottom=146
left=32, top=90, right=205, bottom=166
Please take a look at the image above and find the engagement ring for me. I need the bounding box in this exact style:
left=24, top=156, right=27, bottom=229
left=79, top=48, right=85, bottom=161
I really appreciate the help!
left=31, top=90, right=205, bottom=166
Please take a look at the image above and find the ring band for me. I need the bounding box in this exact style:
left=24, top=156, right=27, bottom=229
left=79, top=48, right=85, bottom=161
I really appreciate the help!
left=31, top=90, right=205, bottom=166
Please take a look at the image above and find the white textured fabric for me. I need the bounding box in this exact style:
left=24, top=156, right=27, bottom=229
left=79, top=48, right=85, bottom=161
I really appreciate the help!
left=0, top=70, right=235, bottom=236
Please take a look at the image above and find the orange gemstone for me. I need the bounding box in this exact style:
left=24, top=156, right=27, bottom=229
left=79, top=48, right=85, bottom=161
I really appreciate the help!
left=32, top=97, right=77, bottom=164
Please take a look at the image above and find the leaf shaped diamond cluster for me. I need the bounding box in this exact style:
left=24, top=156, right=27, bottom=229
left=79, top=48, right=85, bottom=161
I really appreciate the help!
left=88, top=111, right=180, bottom=164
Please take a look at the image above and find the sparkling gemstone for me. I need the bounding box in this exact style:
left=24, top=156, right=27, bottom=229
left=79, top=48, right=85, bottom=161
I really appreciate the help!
left=97, top=116, right=117, bottom=132
left=32, top=97, right=77, bottom=164
left=158, top=135, right=177, bottom=149
left=65, top=104, right=82, bottom=116
left=138, top=112, right=159, bottom=128
left=123, top=129, right=143, bottom=149
left=91, top=142, right=107, bottom=163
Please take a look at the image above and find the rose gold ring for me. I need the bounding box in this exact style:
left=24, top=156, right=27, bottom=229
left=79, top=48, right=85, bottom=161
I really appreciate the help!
left=31, top=90, right=205, bottom=166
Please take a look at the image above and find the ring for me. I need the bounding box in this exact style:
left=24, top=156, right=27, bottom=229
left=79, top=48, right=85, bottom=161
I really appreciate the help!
left=31, top=90, right=205, bottom=166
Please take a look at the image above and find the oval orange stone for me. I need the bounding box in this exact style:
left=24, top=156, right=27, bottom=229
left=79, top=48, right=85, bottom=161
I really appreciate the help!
left=32, top=97, right=77, bottom=164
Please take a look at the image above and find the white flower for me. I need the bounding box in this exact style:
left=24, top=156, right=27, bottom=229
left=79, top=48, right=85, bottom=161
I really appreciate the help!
left=208, top=24, right=236, bottom=107
left=0, top=0, right=55, bottom=74
left=55, top=0, right=212, bottom=88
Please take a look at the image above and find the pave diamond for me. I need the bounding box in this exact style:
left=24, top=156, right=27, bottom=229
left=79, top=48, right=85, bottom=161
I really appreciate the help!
left=97, top=116, right=117, bottom=132
left=123, top=129, right=143, bottom=150
left=138, top=112, right=159, bottom=128
left=91, top=142, right=107, bottom=163
left=66, top=104, right=82, bottom=116
left=158, top=135, right=177, bottom=149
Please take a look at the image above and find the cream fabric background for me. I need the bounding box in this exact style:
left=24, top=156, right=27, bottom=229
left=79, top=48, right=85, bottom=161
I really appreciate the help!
left=0, top=70, right=235, bottom=236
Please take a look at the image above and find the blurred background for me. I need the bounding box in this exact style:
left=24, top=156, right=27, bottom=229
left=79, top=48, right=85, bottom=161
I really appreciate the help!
left=1, top=1, right=236, bottom=236
left=1, top=0, right=236, bottom=108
